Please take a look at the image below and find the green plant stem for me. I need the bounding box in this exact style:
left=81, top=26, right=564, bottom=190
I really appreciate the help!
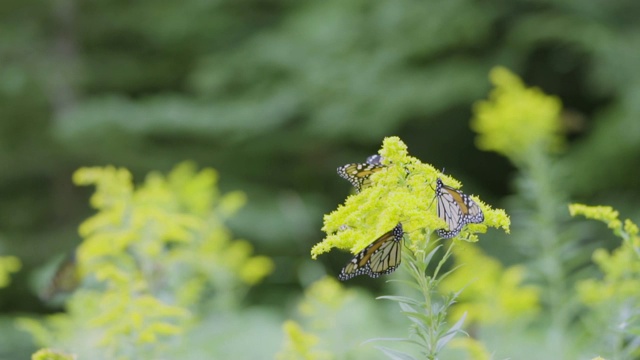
left=419, top=257, right=437, bottom=360
left=525, top=148, right=569, bottom=352
left=404, top=236, right=456, bottom=359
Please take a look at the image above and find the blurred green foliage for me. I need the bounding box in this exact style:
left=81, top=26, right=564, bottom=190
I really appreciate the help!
left=439, top=242, right=541, bottom=325
left=277, top=277, right=407, bottom=360
left=0, top=256, right=20, bottom=289
left=1, top=0, right=640, bottom=358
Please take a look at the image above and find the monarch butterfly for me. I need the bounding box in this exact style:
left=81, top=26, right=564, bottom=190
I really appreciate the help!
left=40, top=251, right=80, bottom=301
left=339, top=223, right=403, bottom=280
left=435, top=178, right=484, bottom=238
left=337, top=155, right=386, bottom=193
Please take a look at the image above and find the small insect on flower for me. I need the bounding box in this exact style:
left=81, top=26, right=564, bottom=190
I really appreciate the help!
left=40, top=251, right=80, bottom=301
left=339, top=223, right=404, bottom=281
left=337, top=155, right=386, bottom=193
left=435, top=178, right=484, bottom=238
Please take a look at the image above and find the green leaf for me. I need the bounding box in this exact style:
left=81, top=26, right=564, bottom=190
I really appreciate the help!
left=436, top=264, right=464, bottom=283
left=376, top=295, right=422, bottom=306
left=435, top=312, right=467, bottom=353
left=398, top=304, right=431, bottom=332
left=385, top=279, right=423, bottom=292
left=375, top=346, right=418, bottom=360
left=424, top=245, right=442, bottom=266
left=363, top=337, right=422, bottom=347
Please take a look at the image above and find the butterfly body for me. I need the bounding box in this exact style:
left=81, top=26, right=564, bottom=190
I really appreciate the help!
left=339, top=223, right=404, bottom=281
left=435, top=178, right=484, bottom=238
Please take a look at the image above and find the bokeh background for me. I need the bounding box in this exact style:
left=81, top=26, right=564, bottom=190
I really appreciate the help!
left=2, top=0, right=640, bottom=358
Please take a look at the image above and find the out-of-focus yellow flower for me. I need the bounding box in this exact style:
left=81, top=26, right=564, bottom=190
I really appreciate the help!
left=73, top=166, right=133, bottom=210
left=21, top=162, right=275, bottom=357
left=439, top=242, right=540, bottom=325
left=569, top=204, right=621, bottom=233
left=239, top=255, right=275, bottom=285
left=298, top=277, right=356, bottom=333
left=277, top=320, right=332, bottom=360
left=278, top=278, right=355, bottom=360
left=90, top=285, right=189, bottom=347
left=73, top=162, right=274, bottom=290
left=575, top=238, right=640, bottom=305
left=471, top=66, right=564, bottom=163
left=312, top=136, right=509, bottom=259
left=299, top=277, right=351, bottom=317
left=0, top=255, right=21, bottom=288
left=31, top=348, right=76, bottom=360
left=449, top=337, right=491, bottom=360
left=570, top=203, right=640, bottom=254
left=571, top=204, right=640, bottom=307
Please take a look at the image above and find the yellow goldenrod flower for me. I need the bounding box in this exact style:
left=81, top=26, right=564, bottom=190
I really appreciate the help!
left=571, top=204, right=640, bottom=307
left=21, top=162, right=275, bottom=358
left=277, top=277, right=364, bottom=359
left=569, top=203, right=639, bottom=251
left=239, top=255, right=275, bottom=285
left=277, top=320, right=332, bottom=360
left=569, top=204, right=621, bottom=232
left=449, top=337, right=491, bottom=360
left=0, top=255, right=21, bottom=288
left=299, top=277, right=351, bottom=317
left=73, top=162, right=274, bottom=291
left=471, top=66, right=564, bottom=163
left=31, top=348, right=76, bottom=360
left=577, top=246, right=640, bottom=305
left=313, top=135, right=510, bottom=358
left=312, top=136, right=509, bottom=260
left=439, top=242, right=540, bottom=324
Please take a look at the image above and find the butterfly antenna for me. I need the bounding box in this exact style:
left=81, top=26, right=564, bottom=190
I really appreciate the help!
left=425, top=181, right=438, bottom=211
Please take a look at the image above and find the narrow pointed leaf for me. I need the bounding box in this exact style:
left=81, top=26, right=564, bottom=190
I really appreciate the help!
left=424, top=245, right=442, bottom=266
left=375, top=346, right=418, bottom=360
left=383, top=279, right=423, bottom=292
left=399, top=310, right=432, bottom=331
left=363, top=337, right=423, bottom=347
left=377, top=295, right=422, bottom=306
left=397, top=302, right=417, bottom=313
left=436, top=312, right=467, bottom=352
left=438, top=264, right=464, bottom=283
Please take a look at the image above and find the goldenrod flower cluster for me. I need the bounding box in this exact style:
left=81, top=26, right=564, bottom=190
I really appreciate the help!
left=570, top=204, right=640, bottom=306
left=312, top=136, right=510, bottom=259
left=471, top=67, right=564, bottom=163
left=439, top=242, right=540, bottom=324
left=20, top=162, right=274, bottom=357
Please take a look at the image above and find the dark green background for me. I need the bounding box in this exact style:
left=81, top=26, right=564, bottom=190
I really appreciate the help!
left=1, top=0, right=640, bottom=356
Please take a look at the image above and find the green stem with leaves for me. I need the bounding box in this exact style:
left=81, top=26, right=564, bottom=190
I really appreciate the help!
left=375, top=233, right=465, bottom=360
left=522, top=148, right=570, bottom=354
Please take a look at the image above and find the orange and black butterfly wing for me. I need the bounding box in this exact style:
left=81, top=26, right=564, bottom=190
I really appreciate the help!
left=368, top=234, right=402, bottom=276
left=463, top=195, right=484, bottom=224
left=435, top=178, right=484, bottom=238
left=337, top=162, right=385, bottom=193
left=339, top=223, right=403, bottom=280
